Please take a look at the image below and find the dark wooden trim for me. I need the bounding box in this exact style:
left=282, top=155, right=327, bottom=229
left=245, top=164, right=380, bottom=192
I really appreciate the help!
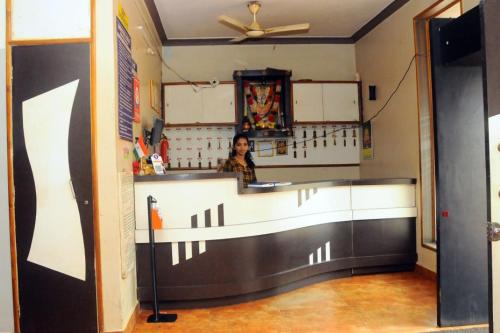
left=352, top=0, right=411, bottom=42
left=415, top=0, right=462, bottom=19
left=165, top=122, right=238, bottom=127
left=293, top=121, right=361, bottom=125
left=143, top=0, right=168, bottom=45
left=90, top=0, right=103, bottom=331
left=351, top=178, right=416, bottom=185
left=6, top=1, right=20, bottom=331
left=134, top=172, right=238, bottom=182
left=140, top=0, right=419, bottom=47
left=8, top=38, right=92, bottom=46
left=137, top=254, right=416, bottom=301
left=255, top=164, right=360, bottom=168
left=414, top=264, right=436, bottom=281
left=145, top=270, right=353, bottom=309
left=164, top=37, right=355, bottom=46
left=162, top=81, right=235, bottom=86
left=292, top=80, right=359, bottom=84
left=161, top=163, right=360, bottom=171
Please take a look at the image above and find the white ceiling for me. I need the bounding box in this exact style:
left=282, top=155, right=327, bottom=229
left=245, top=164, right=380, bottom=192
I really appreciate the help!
left=153, top=0, right=397, bottom=40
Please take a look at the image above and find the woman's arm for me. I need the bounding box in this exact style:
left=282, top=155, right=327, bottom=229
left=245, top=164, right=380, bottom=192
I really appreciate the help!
left=222, top=158, right=233, bottom=172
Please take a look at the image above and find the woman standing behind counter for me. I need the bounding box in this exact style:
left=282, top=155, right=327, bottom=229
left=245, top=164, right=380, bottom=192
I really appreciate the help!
left=222, top=133, right=257, bottom=187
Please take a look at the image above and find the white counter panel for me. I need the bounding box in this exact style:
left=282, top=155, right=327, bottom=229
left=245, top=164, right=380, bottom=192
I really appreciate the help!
left=351, top=184, right=416, bottom=210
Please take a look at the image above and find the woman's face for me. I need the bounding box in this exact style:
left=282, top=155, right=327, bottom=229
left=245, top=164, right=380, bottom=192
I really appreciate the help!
left=234, top=138, right=249, bottom=157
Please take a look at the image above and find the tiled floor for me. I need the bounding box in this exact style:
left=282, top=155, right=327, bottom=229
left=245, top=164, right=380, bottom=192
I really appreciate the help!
left=133, top=272, right=487, bottom=333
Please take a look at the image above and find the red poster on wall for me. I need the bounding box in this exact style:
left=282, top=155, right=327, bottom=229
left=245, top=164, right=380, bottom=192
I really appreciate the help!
left=133, top=77, right=140, bottom=123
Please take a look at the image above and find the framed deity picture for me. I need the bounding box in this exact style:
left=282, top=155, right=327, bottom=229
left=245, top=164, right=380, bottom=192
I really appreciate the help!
left=149, top=80, right=160, bottom=114
left=276, top=139, right=288, bottom=155
left=257, top=141, right=274, bottom=157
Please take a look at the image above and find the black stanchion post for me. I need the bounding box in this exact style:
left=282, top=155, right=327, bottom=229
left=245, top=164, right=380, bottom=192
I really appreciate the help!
left=146, top=195, right=177, bottom=323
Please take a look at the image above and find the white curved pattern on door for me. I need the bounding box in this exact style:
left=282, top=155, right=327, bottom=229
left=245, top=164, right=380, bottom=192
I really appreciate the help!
left=24, top=80, right=86, bottom=281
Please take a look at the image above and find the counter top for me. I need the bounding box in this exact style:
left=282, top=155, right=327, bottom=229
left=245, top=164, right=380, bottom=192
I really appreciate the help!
left=134, top=173, right=416, bottom=194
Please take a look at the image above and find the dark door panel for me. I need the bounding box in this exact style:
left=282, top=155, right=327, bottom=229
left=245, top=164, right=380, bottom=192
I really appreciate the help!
left=12, top=44, right=97, bottom=333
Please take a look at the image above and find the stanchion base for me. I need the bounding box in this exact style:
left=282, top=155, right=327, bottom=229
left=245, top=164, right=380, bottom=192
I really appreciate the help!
left=147, top=313, right=178, bottom=323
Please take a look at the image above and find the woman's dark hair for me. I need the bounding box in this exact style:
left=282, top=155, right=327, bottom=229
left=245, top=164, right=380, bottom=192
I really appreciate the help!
left=231, top=133, right=255, bottom=168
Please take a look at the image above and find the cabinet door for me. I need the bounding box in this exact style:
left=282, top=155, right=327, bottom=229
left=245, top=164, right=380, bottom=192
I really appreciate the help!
left=292, top=83, right=323, bottom=122
left=164, top=85, right=203, bottom=124
left=201, top=84, right=235, bottom=123
left=323, top=83, right=360, bottom=122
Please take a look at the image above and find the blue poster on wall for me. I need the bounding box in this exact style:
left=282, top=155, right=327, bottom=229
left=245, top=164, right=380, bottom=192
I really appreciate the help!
left=117, top=17, right=133, bottom=142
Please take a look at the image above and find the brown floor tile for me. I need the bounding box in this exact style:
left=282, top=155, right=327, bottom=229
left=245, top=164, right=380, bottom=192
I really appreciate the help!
left=133, top=272, right=446, bottom=333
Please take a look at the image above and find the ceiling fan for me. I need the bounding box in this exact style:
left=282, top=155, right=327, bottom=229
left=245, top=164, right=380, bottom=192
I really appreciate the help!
left=218, top=1, right=311, bottom=43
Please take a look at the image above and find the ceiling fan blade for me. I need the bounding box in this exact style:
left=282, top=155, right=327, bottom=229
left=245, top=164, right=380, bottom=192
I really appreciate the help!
left=230, top=35, right=249, bottom=43
left=264, top=23, right=310, bottom=36
left=218, top=15, right=250, bottom=33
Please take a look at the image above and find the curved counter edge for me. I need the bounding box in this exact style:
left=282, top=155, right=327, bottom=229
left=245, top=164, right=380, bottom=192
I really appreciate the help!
left=134, top=173, right=416, bottom=194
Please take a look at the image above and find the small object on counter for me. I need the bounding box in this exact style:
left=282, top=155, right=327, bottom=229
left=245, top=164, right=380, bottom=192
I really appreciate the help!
left=132, top=160, right=140, bottom=175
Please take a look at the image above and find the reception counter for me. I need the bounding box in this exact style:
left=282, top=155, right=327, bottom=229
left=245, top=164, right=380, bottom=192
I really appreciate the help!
left=134, top=174, right=417, bottom=307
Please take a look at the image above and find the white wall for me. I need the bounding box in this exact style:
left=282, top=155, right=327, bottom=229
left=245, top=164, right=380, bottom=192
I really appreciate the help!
left=0, top=0, right=15, bottom=331
left=96, top=0, right=162, bottom=331
left=162, top=44, right=357, bottom=82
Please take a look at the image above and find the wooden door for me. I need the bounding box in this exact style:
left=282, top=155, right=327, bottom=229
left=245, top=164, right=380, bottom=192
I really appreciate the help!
left=292, top=83, right=323, bottom=122
left=12, top=43, right=98, bottom=333
left=481, top=1, right=500, bottom=331
left=430, top=17, right=488, bottom=326
left=322, top=83, right=360, bottom=122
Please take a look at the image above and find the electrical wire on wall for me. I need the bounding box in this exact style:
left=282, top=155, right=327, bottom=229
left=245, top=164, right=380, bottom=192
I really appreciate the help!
left=133, top=0, right=211, bottom=92
left=255, top=53, right=420, bottom=152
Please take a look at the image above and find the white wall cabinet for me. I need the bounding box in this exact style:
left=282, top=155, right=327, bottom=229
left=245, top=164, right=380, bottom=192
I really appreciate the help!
left=292, top=83, right=323, bottom=122
left=292, top=82, right=360, bottom=123
left=163, top=83, right=236, bottom=125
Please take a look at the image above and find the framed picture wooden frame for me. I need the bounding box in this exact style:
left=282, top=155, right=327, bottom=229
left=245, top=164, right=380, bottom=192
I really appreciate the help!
left=257, top=141, right=274, bottom=157
left=149, top=80, right=160, bottom=114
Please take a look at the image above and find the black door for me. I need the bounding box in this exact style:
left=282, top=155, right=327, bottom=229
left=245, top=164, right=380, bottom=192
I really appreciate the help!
left=12, top=44, right=98, bottom=333
left=430, top=14, right=488, bottom=326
